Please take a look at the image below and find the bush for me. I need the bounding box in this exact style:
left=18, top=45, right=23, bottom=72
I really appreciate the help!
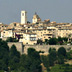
left=6, top=37, right=18, bottom=42
left=49, top=38, right=58, bottom=45
left=58, top=47, right=66, bottom=57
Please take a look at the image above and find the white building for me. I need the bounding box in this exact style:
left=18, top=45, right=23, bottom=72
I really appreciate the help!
left=21, top=11, right=27, bottom=24
left=19, top=33, right=37, bottom=45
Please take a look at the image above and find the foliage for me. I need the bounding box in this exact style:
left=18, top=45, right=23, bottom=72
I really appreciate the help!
left=0, top=39, right=72, bottom=72
left=44, top=37, right=69, bottom=45
left=44, top=39, right=49, bottom=45
left=58, top=47, right=66, bottom=57
left=50, top=64, right=72, bottom=72
left=19, top=48, right=42, bottom=72
left=37, top=39, right=43, bottom=45
left=62, top=37, right=68, bottom=42
left=57, top=47, right=67, bottom=64
left=27, top=48, right=42, bottom=72
left=49, top=38, right=58, bottom=45
left=6, top=37, right=18, bottom=42
left=0, top=70, right=4, bottom=72
left=49, top=48, right=56, bottom=53
left=67, top=50, right=72, bottom=60
left=9, top=44, right=20, bottom=70
left=57, top=37, right=63, bottom=45
left=27, top=21, right=30, bottom=23
left=57, top=55, right=64, bottom=64
left=48, top=50, right=57, bottom=66
left=40, top=55, right=50, bottom=71
left=19, top=54, right=28, bottom=72
left=0, top=39, right=9, bottom=71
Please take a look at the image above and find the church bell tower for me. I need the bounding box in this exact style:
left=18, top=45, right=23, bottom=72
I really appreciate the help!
left=21, top=11, right=27, bottom=24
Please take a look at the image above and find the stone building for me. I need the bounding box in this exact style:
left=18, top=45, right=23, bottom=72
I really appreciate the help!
left=19, top=33, right=37, bottom=45
left=32, top=12, right=41, bottom=24
left=21, top=11, right=27, bottom=24
left=0, top=11, right=72, bottom=45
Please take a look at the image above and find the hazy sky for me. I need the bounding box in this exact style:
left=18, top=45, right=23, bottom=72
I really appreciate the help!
left=0, top=0, right=72, bottom=24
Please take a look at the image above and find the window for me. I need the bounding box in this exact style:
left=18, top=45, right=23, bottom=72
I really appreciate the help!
left=22, top=13, right=24, bottom=16
left=26, top=43, right=28, bottom=44
left=48, top=37, right=51, bottom=39
left=14, top=24, right=16, bottom=26
left=30, top=37, right=36, bottom=41
left=9, top=31, right=11, bottom=34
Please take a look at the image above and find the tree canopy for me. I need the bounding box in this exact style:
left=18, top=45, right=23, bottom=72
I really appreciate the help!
left=49, top=38, right=58, bottom=45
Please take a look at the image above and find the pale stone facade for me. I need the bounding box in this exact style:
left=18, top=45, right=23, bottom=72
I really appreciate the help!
left=31, top=27, right=57, bottom=41
left=57, top=29, right=72, bottom=38
left=0, top=24, right=8, bottom=31
left=1, top=29, right=13, bottom=38
left=24, top=45, right=72, bottom=54
left=21, top=11, right=27, bottom=24
left=19, top=33, right=37, bottom=45
left=7, top=42, right=72, bottom=54
left=8, top=42, right=23, bottom=54
left=32, top=12, right=41, bottom=24
left=32, top=29, right=53, bottom=41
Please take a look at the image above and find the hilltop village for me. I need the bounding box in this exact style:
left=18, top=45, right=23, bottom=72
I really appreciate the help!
left=0, top=11, right=72, bottom=72
left=0, top=11, right=72, bottom=45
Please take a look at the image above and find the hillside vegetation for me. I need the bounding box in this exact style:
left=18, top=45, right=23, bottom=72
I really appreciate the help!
left=0, top=39, right=72, bottom=72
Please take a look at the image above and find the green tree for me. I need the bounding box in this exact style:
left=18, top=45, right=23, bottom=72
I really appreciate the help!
left=64, top=64, right=72, bottom=72
left=6, top=37, right=18, bottom=42
left=9, top=44, right=20, bottom=71
left=40, top=55, right=50, bottom=71
left=0, top=70, right=4, bottom=72
left=49, top=48, right=56, bottom=53
left=57, top=55, right=64, bottom=64
left=67, top=50, right=72, bottom=60
left=57, top=47, right=66, bottom=64
left=19, top=54, right=28, bottom=72
left=49, top=48, right=52, bottom=53
left=50, top=64, right=65, bottom=72
left=0, top=40, right=9, bottom=71
left=44, top=39, right=49, bottom=45
left=50, top=64, right=72, bottom=72
left=19, top=48, right=42, bottom=72
left=62, top=37, right=68, bottom=42
left=49, top=38, right=58, bottom=45
left=37, top=39, right=43, bottom=45
left=58, top=47, right=66, bottom=57
left=27, top=48, right=42, bottom=72
left=48, top=50, right=57, bottom=66
left=57, top=37, right=63, bottom=45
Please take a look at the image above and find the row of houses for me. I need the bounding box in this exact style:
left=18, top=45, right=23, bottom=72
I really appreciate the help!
left=0, top=22, right=72, bottom=45
left=0, top=11, right=72, bottom=45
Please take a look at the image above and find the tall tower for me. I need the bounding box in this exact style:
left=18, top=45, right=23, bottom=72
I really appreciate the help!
left=21, top=11, right=27, bottom=24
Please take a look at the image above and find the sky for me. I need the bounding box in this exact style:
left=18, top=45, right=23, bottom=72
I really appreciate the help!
left=0, top=0, right=72, bottom=24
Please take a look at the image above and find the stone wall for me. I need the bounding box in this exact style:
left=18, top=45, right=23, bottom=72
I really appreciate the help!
left=24, top=45, right=72, bottom=54
left=7, top=42, right=72, bottom=55
left=8, top=42, right=24, bottom=54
